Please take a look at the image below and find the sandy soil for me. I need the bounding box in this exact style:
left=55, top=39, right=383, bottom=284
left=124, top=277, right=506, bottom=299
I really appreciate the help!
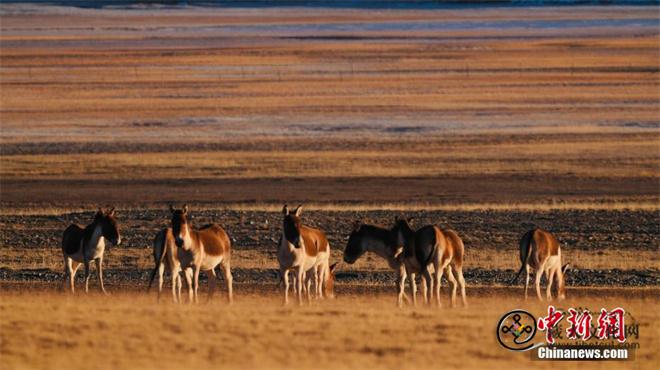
left=1, top=285, right=658, bottom=370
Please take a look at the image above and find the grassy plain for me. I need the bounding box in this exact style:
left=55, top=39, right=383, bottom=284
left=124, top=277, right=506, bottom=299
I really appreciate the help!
left=1, top=287, right=658, bottom=370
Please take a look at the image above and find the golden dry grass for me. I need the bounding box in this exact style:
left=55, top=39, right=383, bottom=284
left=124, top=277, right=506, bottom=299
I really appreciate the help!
left=0, top=286, right=658, bottom=370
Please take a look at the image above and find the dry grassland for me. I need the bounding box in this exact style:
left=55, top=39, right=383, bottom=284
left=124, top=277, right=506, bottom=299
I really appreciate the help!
left=1, top=286, right=658, bottom=370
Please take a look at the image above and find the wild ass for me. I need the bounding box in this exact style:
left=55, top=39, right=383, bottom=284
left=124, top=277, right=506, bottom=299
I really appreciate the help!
left=147, top=228, right=184, bottom=302
left=343, top=220, right=421, bottom=307
left=61, top=207, right=121, bottom=294
left=170, top=205, right=233, bottom=303
left=278, top=204, right=333, bottom=304
left=511, top=227, right=569, bottom=301
left=393, top=218, right=467, bottom=308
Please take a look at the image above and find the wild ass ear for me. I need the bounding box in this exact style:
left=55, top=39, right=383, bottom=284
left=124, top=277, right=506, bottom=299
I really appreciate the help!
left=329, top=262, right=340, bottom=273
left=107, top=207, right=116, bottom=217
left=169, top=204, right=175, bottom=214
left=352, top=220, right=361, bottom=231
left=294, top=204, right=303, bottom=217
left=282, top=204, right=289, bottom=215
left=182, top=204, right=188, bottom=214
left=561, top=263, right=570, bottom=274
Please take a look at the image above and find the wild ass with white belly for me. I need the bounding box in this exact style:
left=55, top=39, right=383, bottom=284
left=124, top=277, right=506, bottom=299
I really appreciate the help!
left=511, top=227, right=569, bottom=301
left=278, top=204, right=333, bottom=305
left=392, top=218, right=467, bottom=308
left=170, top=205, right=233, bottom=303
left=61, top=208, right=121, bottom=294
left=343, top=219, right=426, bottom=307
left=147, top=228, right=185, bottom=302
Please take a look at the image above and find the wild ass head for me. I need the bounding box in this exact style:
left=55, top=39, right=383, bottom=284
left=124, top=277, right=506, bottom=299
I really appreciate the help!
left=343, top=220, right=367, bottom=264
left=392, top=216, right=414, bottom=247
left=282, top=204, right=303, bottom=248
left=95, top=207, right=121, bottom=246
left=325, top=262, right=340, bottom=298
left=170, top=204, right=191, bottom=249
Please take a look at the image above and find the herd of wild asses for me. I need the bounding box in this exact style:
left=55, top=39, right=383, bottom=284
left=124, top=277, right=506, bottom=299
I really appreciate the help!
left=62, top=205, right=569, bottom=307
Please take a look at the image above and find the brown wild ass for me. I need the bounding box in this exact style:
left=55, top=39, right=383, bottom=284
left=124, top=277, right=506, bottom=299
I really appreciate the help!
left=343, top=220, right=422, bottom=307
left=148, top=228, right=185, bottom=302
left=393, top=218, right=467, bottom=308
left=511, top=227, right=569, bottom=301
left=61, top=208, right=121, bottom=294
left=278, top=204, right=334, bottom=304
left=170, top=205, right=233, bottom=303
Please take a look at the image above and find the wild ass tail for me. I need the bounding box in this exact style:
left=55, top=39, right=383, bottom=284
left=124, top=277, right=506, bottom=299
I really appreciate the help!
left=510, top=229, right=535, bottom=285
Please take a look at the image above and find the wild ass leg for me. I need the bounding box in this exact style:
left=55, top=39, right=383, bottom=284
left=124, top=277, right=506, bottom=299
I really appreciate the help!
left=434, top=262, right=444, bottom=308
left=95, top=257, right=107, bottom=295
left=296, top=266, right=304, bottom=306
left=64, top=257, right=77, bottom=294
left=170, top=269, right=179, bottom=303
left=84, top=258, right=91, bottom=293
left=427, top=267, right=435, bottom=304
left=456, top=265, right=468, bottom=307
left=207, top=268, right=217, bottom=302
left=193, top=265, right=201, bottom=304
left=546, top=268, right=555, bottom=302
left=282, top=268, right=291, bottom=305
left=291, top=273, right=297, bottom=295
left=221, top=260, right=233, bottom=303
left=420, top=275, right=428, bottom=304
left=318, top=264, right=326, bottom=299
left=315, top=265, right=324, bottom=299
left=409, top=273, right=418, bottom=307
left=157, top=262, right=165, bottom=302
left=524, top=265, right=530, bottom=301
left=184, top=268, right=194, bottom=304
left=176, top=273, right=183, bottom=303
left=422, top=268, right=433, bottom=305
left=63, top=257, right=70, bottom=292
left=445, top=266, right=458, bottom=308
left=534, top=268, right=544, bottom=302
left=306, top=270, right=313, bottom=303
left=397, top=265, right=409, bottom=308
